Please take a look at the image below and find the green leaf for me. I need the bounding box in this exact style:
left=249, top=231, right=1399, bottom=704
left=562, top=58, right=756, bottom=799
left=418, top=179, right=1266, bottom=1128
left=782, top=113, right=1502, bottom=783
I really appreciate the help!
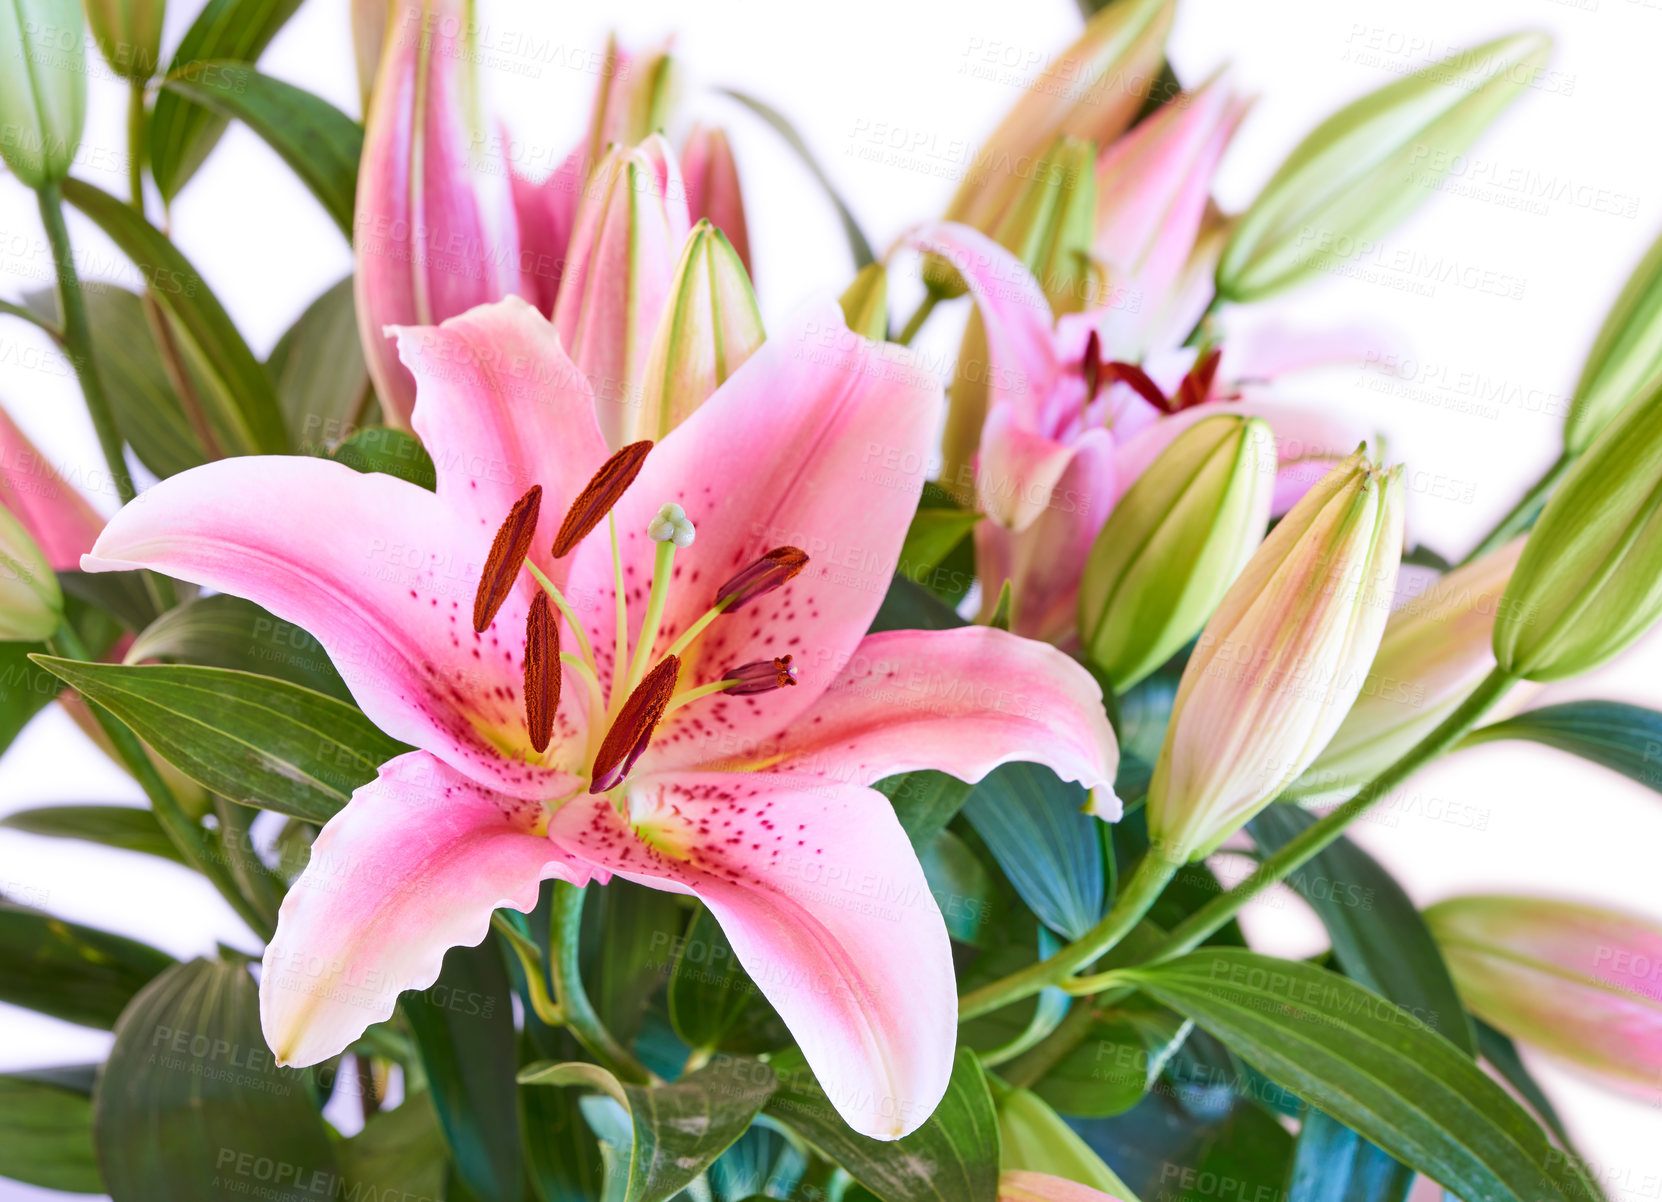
left=94, top=958, right=340, bottom=1200
left=763, top=1047, right=998, bottom=1202
left=720, top=89, right=875, bottom=268
left=403, top=938, right=523, bottom=1202
left=1471, top=1019, right=1574, bottom=1150
left=338, top=1092, right=451, bottom=1201
left=26, top=283, right=206, bottom=478
left=875, top=769, right=974, bottom=847
left=962, top=763, right=1105, bottom=941
left=160, top=63, right=362, bottom=236
left=0, top=903, right=175, bottom=1028
left=269, top=276, right=373, bottom=448
left=1030, top=1013, right=1166, bottom=1119
left=332, top=426, right=439, bottom=491
left=0, top=598, right=122, bottom=757
left=60, top=177, right=292, bottom=455
left=668, top=904, right=762, bottom=1053
left=919, top=828, right=991, bottom=945
left=520, top=1056, right=777, bottom=1202
left=0, top=804, right=185, bottom=864
left=900, top=508, right=980, bottom=581
left=59, top=568, right=165, bottom=634
left=1173, top=1102, right=1295, bottom=1202
left=1250, top=804, right=1473, bottom=1053
left=126, top=594, right=350, bottom=700
left=1217, top=32, right=1552, bottom=300
left=1121, top=949, right=1595, bottom=1202
left=1287, top=1109, right=1414, bottom=1202
left=32, top=658, right=408, bottom=823
left=149, top=0, right=307, bottom=201
left=869, top=575, right=967, bottom=633
left=1461, top=700, right=1662, bottom=795
left=0, top=1072, right=103, bottom=1192
left=520, top=1036, right=607, bottom=1202
left=997, top=1085, right=1142, bottom=1200
left=581, top=880, right=684, bottom=1046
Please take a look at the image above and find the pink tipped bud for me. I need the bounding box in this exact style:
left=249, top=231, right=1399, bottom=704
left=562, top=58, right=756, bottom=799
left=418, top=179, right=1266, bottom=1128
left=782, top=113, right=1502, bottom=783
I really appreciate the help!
left=682, top=124, right=752, bottom=274
left=723, top=656, right=798, bottom=696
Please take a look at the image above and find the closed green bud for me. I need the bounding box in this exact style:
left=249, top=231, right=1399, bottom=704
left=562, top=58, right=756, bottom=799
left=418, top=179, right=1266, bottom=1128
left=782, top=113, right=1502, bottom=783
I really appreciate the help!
left=0, top=0, right=88, bottom=188
left=84, top=0, right=165, bottom=81
left=839, top=262, right=888, bottom=342
left=1565, top=225, right=1662, bottom=454
left=1080, top=414, right=1275, bottom=691
left=0, top=501, right=62, bottom=640
left=991, top=135, right=1098, bottom=316
left=1216, top=31, right=1551, bottom=302
left=631, top=220, right=764, bottom=442
left=1495, top=376, right=1662, bottom=680
left=996, top=1087, right=1138, bottom=1200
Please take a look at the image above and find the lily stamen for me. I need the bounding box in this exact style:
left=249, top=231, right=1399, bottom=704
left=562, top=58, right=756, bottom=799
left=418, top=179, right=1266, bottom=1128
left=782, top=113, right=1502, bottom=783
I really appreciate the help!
left=523, top=592, right=560, bottom=753
left=552, top=440, right=653, bottom=557
left=590, top=655, right=680, bottom=793
left=662, top=655, right=799, bottom=716
left=474, top=485, right=542, bottom=631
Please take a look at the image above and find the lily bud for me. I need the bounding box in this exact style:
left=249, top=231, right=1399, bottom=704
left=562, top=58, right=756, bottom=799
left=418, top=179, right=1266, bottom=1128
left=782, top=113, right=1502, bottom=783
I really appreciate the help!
left=0, top=500, right=62, bottom=641
left=989, top=135, right=1098, bottom=317
left=1092, top=74, right=1248, bottom=354
left=1290, top=539, right=1524, bottom=803
left=1565, top=226, right=1662, bottom=454
left=1426, top=895, right=1662, bottom=1089
left=350, top=0, right=388, bottom=113
left=632, top=220, right=764, bottom=442
left=584, top=36, right=679, bottom=167
left=0, top=404, right=105, bottom=570
left=354, top=0, right=520, bottom=429
left=1494, top=376, right=1662, bottom=681
left=552, top=135, right=692, bottom=448
left=997, top=1088, right=1136, bottom=1200
left=1080, top=414, right=1275, bottom=692
left=1000, top=1172, right=1122, bottom=1202
left=944, top=0, right=1173, bottom=234
left=1147, top=449, right=1405, bottom=863
left=681, top=124, right=751, bottom=274
left=0, top=0, right=87, bottom=188
left=839, top=264, right=888, bottom=342
left=84, top=0, right=164, bottom=81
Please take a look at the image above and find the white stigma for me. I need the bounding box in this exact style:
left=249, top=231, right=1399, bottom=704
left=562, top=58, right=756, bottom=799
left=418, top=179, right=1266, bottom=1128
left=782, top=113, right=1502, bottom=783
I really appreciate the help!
left=647, top=502, right=696, bottom=547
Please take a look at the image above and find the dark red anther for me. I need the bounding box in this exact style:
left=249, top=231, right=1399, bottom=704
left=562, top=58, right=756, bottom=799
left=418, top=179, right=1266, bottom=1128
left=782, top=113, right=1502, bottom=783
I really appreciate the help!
left=589, top=655, right=680, bottom=793
left=1175, top=346, right=1224, bottom=412
left=552, top=440, right=653, bottom=558
left=474, top=485, right=542, bottom=632
left=1081, top=329, right=1102, bottom=406
left=722, top=655, right=798, bottom=695
left=1100, top=360, right=1172, bottom=414
left=715, top=547, right=809, bottom=611
left=523, top=591, right=560, bottom=753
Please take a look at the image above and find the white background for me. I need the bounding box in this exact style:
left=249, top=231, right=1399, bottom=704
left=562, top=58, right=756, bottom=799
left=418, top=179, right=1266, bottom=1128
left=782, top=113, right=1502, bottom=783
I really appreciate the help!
left=2, top=0, right=1660, bottom=1197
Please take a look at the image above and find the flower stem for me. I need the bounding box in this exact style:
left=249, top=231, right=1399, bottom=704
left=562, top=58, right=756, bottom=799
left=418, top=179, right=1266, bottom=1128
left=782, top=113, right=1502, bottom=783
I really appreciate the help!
left=549, top=882, right=652, bottom=1084
left=126, top=80, right=146, bottom=212
left=490, top=912, right=564, bottom=1027
left=48, top=622, right=272, bottom=937
left=1120, top=666, right=1518, bottom=976
left=36, top=181, right=135, bottom=505
left=1460, top=452, right=1571, bottom=565
left=958, top=851, right=1179, bottom=1021
left=896, top=293, right=939, bottom=346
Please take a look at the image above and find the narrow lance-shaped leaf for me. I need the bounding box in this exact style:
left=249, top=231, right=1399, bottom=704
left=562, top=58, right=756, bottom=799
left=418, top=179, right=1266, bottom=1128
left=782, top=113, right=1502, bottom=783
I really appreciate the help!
left=0, top=1072, right=102, bottom=1193
left=0, top=903, right=175, bottom=1029
left=160, top=63, right=363, bottom=237
left=1461, top=700, right=1662, bottom=795
left=32, top=657, right=409, bottom=823
left=1217, top=32, right=1553, bottom=301
left=0, top=804, right=185, bottom=864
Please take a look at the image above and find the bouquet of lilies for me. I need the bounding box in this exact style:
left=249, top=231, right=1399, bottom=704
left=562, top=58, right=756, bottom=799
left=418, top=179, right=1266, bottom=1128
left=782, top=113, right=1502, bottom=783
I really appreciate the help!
left=3, top=0, right=1661, bottom=1199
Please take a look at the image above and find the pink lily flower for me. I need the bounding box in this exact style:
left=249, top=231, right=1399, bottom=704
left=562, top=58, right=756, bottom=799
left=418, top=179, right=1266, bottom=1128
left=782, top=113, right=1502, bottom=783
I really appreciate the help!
left=354, top=0, right=521, bottom=430
left=552, top=135, right=693, bottom=448
left=1001, top=1173, right=1124, bottom=1202
left=81, top=296, right=1118, bottom=1139
left=911, top=220, right=1364, bottom=643
left=0, top=404, right=105, bottom=569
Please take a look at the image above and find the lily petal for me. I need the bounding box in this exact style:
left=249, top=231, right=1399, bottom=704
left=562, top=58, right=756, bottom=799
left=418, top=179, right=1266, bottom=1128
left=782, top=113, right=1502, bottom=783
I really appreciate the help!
left=395, top=295, right=610, bottom=589
left=568, top=299, right=943, bottom=761
left=550, top=772, right=954, bottom=1139
left=757, top=627, right=1118, bottom=797
left=262, top=751, right=584, bottom=1066
left=81, top=457, right=576, bottom=796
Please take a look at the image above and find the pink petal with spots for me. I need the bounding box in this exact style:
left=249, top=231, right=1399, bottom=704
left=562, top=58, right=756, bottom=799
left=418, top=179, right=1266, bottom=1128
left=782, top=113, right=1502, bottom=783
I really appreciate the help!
left=549, top=772, right=955, bottom=1139
left=565, top=298, right=944, bottom=765
left=759, top=627, right=1118, bottom=796
left=81, top=457, right=579, bottom=798
left=1001, top=1171, right=1125, bottom=1202
left=906, top=222, right=1061, bottom=428
left=261, top=751, right=585, bottom=1066
left=395, top=295, right=610, bottom=591
left=354, top=0, right=520, bottom=428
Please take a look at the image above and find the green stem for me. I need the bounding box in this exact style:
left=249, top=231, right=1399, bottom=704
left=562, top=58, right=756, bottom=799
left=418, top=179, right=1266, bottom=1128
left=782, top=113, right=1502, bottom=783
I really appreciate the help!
left=490, top=912, right=564, bottom=1027
left=1138, top=666, right=1518, bottom=969
left=896, top=292, right=939, bottom=346
left=549, top=882, right=651, bottom=1083
left=126, top=80, right=146, bottom=212
left=1460, top=452, right=1571, bottom=565
left=958, top=852, right=1178, bottom=1021
left=35, top=182, right=135, bottom=505
left=48, top=622, right=271, bottom=937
